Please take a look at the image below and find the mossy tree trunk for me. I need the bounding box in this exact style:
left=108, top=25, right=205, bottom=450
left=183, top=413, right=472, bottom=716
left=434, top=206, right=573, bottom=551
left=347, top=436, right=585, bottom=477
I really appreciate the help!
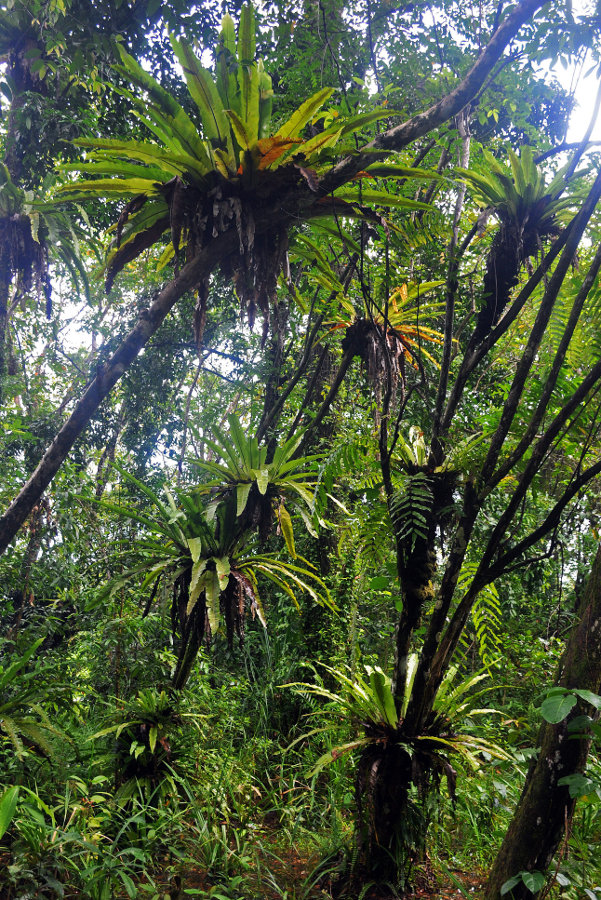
left=0, top=246, right=9, bottom=406
left=485, top=544, right=601, bottom=900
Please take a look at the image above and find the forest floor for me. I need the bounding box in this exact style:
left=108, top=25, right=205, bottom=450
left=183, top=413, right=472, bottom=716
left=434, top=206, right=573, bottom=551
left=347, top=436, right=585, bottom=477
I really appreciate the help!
left=0, top=824, right=486, bottom=898
left=0, top=848, right=486, bottom=899
left=154, top=838, right=487, bottom=899
left=166, top=864, right=486, bottom=899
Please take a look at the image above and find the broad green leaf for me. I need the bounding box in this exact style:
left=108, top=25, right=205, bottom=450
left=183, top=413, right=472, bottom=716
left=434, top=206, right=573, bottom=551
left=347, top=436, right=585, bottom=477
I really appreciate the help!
left=140, top=560, right=173, bottom=592
left=187, top=537, right=202, bottom=563
left=205, top=569, right=221, bottom=633
left=364, top=163, right=442, bottom=181
left=237, top=4, right=259, bottom=144
left=278, top=504, right=296, bottom=558
left=217, top=13, right=238, bottom=109
left=257, top=59, right=273, bottom=138
left=369, top=575, right=389, bottom=590
left=574, top=689, right=601, bottom=709
left=213, top=147, right=235, bottom=178
left=297, top=506, right=318, bottom=538
left=226, top=108, right=252, bottom=150
left=557, top=773, right=598, bottom=798
left=508, top=148, right=526, bottom=194
left=369, top=668, right=397, bottom=727
left=86, top=720, right=137, bottom=741
left=336, top=107, right=397, bottom=138
left=249, top=435, right=264, bottom=470
left=187, top=559, right=208, bottom=614
left=291, top=126, right=343, bottom=161
left=333, top=188, right=432, bottom=211
left=58, top=177, right=161, bottom=197
left=237, top=3, right=256, bottom=69
left=94, top=144, right=210, bottom=181
left=114, top=46, right=203, bottom=159
left=401, top=653, right=419, bottom=717
left=521, top=144, right=537, bottom=186
left=148, top=726, right=157, bottom=754
left=215, top=556, right=231, bottom=590
left=224, top=415, right=252, bottom=471
left=308, top=738, right=372, bottom=776
left=115, top=45, right=184, bottom=122
left=107, top=200, right=169, bottom=244
left=170, top=36, right=231, bottom=151
left=236, top=482, right=252, bottom=517
left=500, top=864, right=525, bottom=888
left=0, top=786, right=19, bottom=839
left=156, top=241, right=175, bottom=271
left=456, top=167, right=505, bottom=202
left=62, top=159, right=170, bottom=182
left=275, top=87, right=334, bottom=142
left=131, top=111, right=214, bottom=173
left=254, top=468, right=270, bottom=495
left=286, top=481, right=315, bottom=509
left=252, top=564, right=300, bottom=609
left=163, top=487, right=180, bottom=519
left=521, top=871, right=546, bottom=893
left=541, top=691, right=577, bottom=723
left=119, top=871, right=137, bottom=899
left=29, top=210, right=39, bottom=242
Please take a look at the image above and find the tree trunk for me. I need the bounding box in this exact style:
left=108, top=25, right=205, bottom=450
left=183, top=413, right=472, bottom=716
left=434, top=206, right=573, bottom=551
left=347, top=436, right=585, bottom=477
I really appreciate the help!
left=355, top=739, right=415, bottom=889
left=0, top=245, right=10, bottom=407
left=392, top=532, right=437, bottom=706
left=485, top=544, right=601, bottom=900
left=320, top=0, right=546, bottom=192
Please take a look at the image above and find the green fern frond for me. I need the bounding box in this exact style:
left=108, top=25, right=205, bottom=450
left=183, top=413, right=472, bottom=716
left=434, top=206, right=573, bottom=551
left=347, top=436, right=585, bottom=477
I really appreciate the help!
left=0, top=715, right=25, bottom=758
left=313, top=437, right=376, bottom=517
left=354, top=504, right=392, bottom=565
left=456, top=562, right=503, bottom=667
left=390, top=472, right=434, bottom=553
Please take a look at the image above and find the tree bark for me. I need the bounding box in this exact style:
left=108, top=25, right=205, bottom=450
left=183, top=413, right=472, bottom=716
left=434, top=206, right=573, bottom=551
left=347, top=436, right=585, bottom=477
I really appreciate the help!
left=485, top=544, right=601, bottom=900
left=0, top=245, right=10, bottom=407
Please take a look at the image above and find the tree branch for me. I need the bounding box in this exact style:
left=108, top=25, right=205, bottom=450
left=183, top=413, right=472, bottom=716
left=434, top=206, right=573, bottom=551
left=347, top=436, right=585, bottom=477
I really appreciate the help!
left=478, top=167, right=601, bottom=488
left=0, top=229, right=240, bottom=556
left=487, top=241, right=601, bottom=491
left=319, top=0, right=546, bottom=194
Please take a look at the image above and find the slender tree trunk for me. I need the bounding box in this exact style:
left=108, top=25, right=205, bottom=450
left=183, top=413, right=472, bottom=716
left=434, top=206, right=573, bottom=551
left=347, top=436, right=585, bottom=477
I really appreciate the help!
left=0, top=230, right=238, bottom=556
left=392, top=532, right=437, bottom=705
left=0, top=247, right=10, bottom=406
left=320, top=0, right=546, bottom=192
left=485, top=544, right=601, bottom=900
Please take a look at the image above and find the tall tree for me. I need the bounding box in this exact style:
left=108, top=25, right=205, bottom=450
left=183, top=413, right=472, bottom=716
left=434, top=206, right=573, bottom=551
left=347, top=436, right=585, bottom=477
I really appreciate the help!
left=485, top=543, right=601, bottom=899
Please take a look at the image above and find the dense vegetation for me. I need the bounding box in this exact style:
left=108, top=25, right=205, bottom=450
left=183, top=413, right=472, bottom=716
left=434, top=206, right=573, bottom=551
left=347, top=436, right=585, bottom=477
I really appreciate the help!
left=3, top=1, right=601, bottom=897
